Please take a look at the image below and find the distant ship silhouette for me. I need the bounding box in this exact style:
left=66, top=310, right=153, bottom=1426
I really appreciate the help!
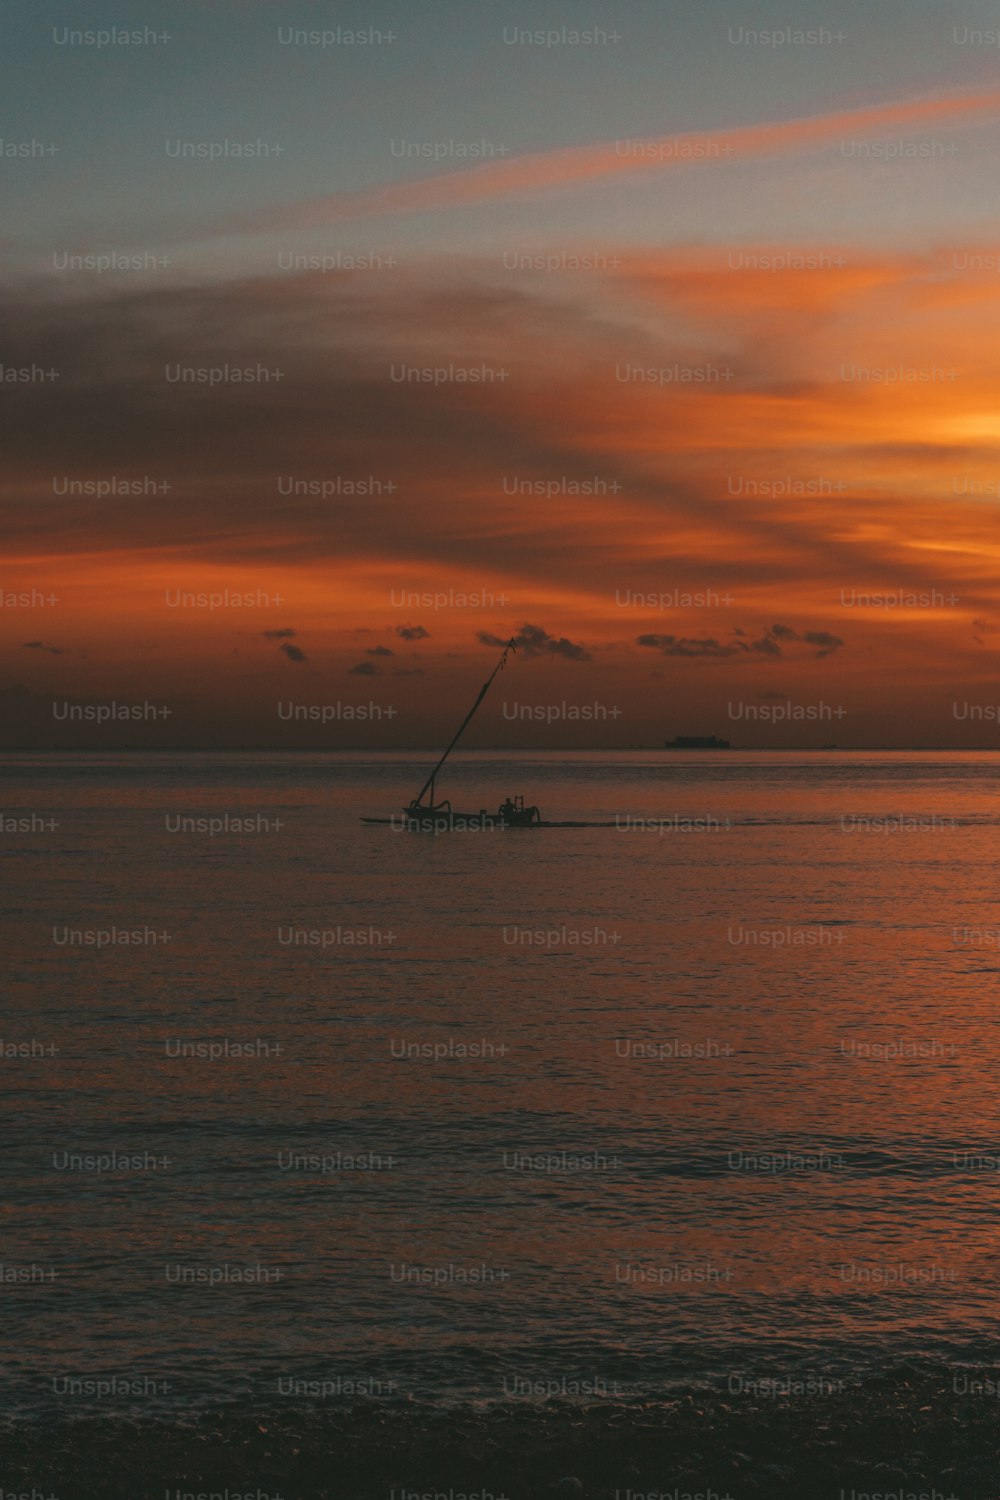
left=664, top=734, right=731, bottom=749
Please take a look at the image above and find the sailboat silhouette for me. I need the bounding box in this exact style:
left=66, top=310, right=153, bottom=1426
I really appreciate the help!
left=363, top=639, right=542, bottom=831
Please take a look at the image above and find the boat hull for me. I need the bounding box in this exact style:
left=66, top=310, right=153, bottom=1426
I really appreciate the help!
left=360, top=817, right=611, bottom=829
left=398, top=807, right=538, bottom=832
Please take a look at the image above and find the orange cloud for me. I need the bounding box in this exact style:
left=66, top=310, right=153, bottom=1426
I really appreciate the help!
left=236, top=88, right=1000, bottom=232
left=6, top=239, right=1000, bottom=746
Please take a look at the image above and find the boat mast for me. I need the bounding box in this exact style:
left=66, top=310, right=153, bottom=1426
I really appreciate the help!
left=412, top=638, right=516, bottom=807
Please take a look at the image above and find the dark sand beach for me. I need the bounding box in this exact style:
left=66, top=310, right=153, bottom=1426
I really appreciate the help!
left=6, top=1370, right=1000, bottom=1499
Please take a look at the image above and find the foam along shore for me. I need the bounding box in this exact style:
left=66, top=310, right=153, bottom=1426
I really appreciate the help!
left=4, top=1367, right=1000, bottom=1499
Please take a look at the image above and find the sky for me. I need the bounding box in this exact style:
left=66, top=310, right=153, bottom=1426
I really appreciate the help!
left=5, top=0, right=1000, bottom=748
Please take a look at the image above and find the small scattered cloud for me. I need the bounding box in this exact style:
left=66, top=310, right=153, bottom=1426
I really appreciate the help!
left=801, top=629, right=843, bottom=658
left=22, top=641, right=63, bottom=655
left=280, top=642, right=307, bottom=663
left=478, top=622, right=591, bottom=661
left=349, top=661, right=378, bottom=675
left=367, top=645, right=394, bottom=656
left=263, top=628, right=297, bottom=639
left=638, top=623, right=844, bottom=660
left=396, top=624, right=429, bottom=641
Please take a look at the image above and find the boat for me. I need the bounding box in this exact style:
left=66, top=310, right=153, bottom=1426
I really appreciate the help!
left=388, top=795, right=540, bottom=834
left=363, top=638, right=542, bottom=831
left=664, top=734, right=731, bottom=749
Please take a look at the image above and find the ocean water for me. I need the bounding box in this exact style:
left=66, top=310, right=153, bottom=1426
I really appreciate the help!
left=5, top=750, right=1000, bottom=1419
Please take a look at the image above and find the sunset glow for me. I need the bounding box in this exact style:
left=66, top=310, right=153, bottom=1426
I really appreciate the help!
left=7, top=3, right=1000, bottom=746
